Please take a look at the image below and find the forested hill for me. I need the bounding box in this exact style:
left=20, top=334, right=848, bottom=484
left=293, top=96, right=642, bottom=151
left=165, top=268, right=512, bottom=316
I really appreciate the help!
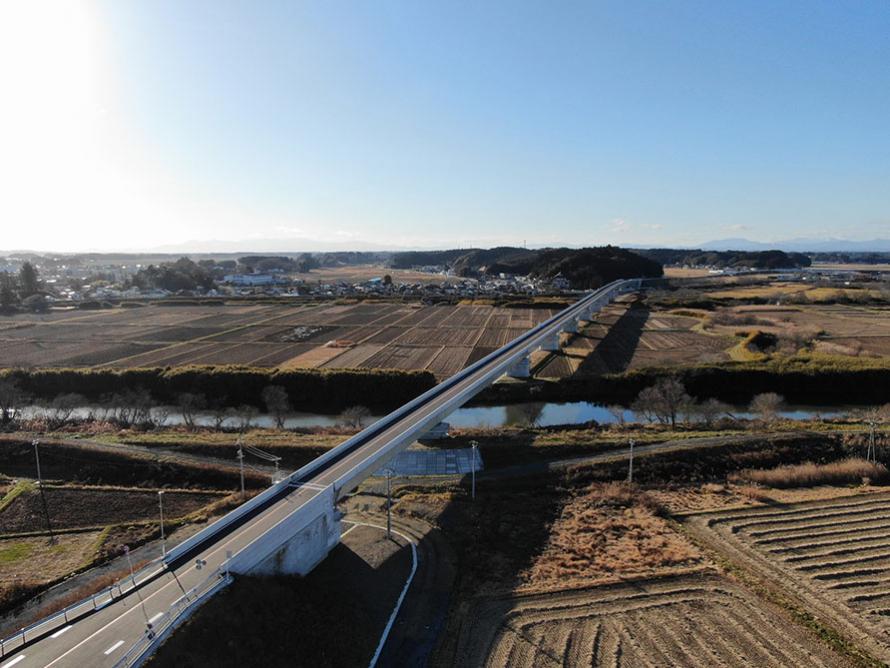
left=637, top=248, right=812, bottom=269
left=391, top=246, right=663, bottom=288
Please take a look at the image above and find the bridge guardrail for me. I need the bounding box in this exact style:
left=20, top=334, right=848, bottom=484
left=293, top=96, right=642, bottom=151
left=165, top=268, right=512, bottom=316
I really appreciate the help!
left=330, top=282, right=631, bottom=490
left=112, top=566, right=233, bottom=668
left=163, top=279, right=635, bottom=566
left=0, top=558, right=165, bottom=659
left=0, top=279, right=641, bottom=664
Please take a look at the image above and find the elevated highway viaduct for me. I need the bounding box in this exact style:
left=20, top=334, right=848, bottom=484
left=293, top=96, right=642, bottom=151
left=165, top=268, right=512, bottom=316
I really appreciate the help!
left=2, top=279, right=641, bottom=668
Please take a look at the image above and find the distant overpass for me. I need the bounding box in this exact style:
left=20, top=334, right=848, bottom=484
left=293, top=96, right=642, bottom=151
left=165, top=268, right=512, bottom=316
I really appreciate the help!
left=2, top=279, right=640, bottom=668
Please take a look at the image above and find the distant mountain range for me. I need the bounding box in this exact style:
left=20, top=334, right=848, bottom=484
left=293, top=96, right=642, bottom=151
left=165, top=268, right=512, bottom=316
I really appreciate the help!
left=146, top=237, right=411, bottom=254
left=699, top=238, right=890, bottom=253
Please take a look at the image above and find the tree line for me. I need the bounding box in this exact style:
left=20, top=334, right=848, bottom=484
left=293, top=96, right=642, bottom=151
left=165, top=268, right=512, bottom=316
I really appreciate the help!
left=0, top=366, right=436, bottom=419
left=0, top=378, right=377, bottom=432
left=0, top=262, right=46, bottom=312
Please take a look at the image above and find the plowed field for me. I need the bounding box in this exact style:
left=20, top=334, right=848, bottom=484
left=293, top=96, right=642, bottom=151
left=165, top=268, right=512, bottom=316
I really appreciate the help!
left=449, top=573, right=846, bottom=667
left=0, top=302, right=555, bottom=378
left=687, top=491, right=890, bottom=662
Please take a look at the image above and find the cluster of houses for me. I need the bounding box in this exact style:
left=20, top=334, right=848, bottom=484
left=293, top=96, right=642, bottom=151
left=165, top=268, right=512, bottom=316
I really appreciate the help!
left=3, top=254, right=575, bottom=304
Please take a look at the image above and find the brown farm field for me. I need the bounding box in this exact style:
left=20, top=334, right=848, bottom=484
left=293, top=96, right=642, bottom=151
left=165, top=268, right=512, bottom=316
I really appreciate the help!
left=6, top=285, right=890, bottom=385
left=423, top=474, right=855, bottom=667
left=0, top=302, right=555, bottom=379
left=446, top=573, right=848, bottom=668
left=687, top=491, right=890, bottom=663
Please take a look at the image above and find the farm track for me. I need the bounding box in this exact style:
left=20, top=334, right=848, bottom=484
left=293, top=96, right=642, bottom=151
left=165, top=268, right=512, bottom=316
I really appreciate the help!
left=686, top=491, right=890, bottom=662
left=445, top=572, right=847, bottom=667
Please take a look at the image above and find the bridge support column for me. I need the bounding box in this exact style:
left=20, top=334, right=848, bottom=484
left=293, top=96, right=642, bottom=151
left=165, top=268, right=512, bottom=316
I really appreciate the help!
left=561, top=317, right=579, bottom=334
left=540, top=332, right=561, bottom=352
left=506, top=355, right=530, bottom=378
left=418, top=421, right=450, bottom=443
left=230, top=484, right=341, bottom=577
left=583, top=304, right=601, bottom=321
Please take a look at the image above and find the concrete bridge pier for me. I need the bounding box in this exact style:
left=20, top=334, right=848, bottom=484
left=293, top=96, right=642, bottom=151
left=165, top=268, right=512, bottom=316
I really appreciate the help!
left=505, top=355, right=531, bottom=378
left=418, top=421, right=450, bottom=443
left=539, top=332, right=561, bottom=352
left=561, top=317, right=580, bottom=334
left=582, top=304, right=601, bottom=321
left=230, top=484, right=341, bottom=577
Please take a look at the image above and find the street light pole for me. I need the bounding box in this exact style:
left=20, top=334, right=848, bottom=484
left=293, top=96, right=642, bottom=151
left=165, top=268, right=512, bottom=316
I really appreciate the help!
left=470, top=440, right=478, bottom=500
left=158, top=491, right=166, bottom=557
left=627, top=439, right=635, bottom=484
left=236, top=438, right=245, bottom=499
left=32, top=440, right=55, bottom=544
left=383, top=468, right=394, bottom=539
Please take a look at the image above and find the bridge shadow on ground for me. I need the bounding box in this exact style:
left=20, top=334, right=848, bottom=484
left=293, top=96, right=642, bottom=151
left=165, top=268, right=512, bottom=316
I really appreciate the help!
left=575, top=301, right=651, bottom=376
left=150, top=524, right=413, bottom=668
left=424, top=469, right=570, bottom=663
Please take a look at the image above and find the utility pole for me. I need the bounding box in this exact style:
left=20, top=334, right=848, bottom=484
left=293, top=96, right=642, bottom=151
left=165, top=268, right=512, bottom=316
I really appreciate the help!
left=470, top=440, right=478, bottom=500
left=383, top=468, right=394, bottom=539
left=236, top=438, right=245, bottom=499
left=627, top=439, right=635, bottom=484
left=158, top=490, right=166, bottom=557
left=33, top=440, right=55, bottom=544
left=867, top=418, right=877, bottom=464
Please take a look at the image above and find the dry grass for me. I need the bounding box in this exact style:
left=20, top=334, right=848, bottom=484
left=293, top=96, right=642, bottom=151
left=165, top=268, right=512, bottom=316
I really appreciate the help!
left=731, top=457, right=888, bottom=488
left=2, top=557, right=152, bottom=635
left=521, top=482, right=702, bottom=590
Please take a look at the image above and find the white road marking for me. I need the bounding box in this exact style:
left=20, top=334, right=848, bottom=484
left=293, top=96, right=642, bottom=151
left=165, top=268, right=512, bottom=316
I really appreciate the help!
left=340, top=523, right=358, bottom=538
left=148, top=613, right=164, bottom=624
left=50, top=625, right=72, bottom=638
left=42, top=488, right=327, bottom=668
left=354, top=522, right=418, bottom=668
left=103, top=640, right=124, bottom=655
left=2, top=656, right=26, bottom=667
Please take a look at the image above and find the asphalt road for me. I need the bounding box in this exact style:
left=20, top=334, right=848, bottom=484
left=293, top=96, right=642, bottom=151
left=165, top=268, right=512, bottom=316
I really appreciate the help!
left=4, top=285, right=615, bottom=667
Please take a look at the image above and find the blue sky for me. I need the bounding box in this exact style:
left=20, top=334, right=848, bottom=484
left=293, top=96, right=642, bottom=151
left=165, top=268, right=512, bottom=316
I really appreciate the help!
left=1, top=1, right=889, bottom=251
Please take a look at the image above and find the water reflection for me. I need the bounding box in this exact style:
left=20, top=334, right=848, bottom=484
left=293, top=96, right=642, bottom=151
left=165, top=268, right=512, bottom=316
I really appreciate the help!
left=21, top=401, right=849, bottom=431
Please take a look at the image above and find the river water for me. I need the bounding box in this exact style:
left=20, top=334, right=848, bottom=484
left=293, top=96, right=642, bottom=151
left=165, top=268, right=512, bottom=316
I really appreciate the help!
left=22, top=401, right=851, bottom=430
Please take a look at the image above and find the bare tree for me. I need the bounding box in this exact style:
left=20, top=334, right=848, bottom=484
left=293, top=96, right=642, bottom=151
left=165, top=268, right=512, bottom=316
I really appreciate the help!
left=340, top=405, right=371, bottom=429
left=234, top=405, right=258, bottom=432
left=177, top=392, right=206, bottom=430
left=210, top=397, right=230, bottom=430
left=41, top=393, right=85, bottom=429
left=151, top=405, right=171, bottom=429
left=631, top=378, right=692, bottom=428
left=749, top=392, right=784, bottom=424
left=261, top=385, right=290, bottom=429
left=631, top=387, right=660, bottom=424
left=695, top=398, right=731, bottom=428
left=607, top=404, right=626, bottom=427
left=106, top=389, right=153, bottom=428
left=0, top=379, right=29, bottom=426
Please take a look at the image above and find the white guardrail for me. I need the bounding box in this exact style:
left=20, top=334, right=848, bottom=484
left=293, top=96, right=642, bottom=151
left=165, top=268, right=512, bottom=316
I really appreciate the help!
left=112, top=484, right=335, bottom=667
left=0, top=558, right=166, bottom=658
left=112, top=566, right=233, bottom=668
left=333, top=280, right=641, bottom=491
left=163, top=279, right=639, bottom=566
left=2, top=278, right=641, bottom=665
